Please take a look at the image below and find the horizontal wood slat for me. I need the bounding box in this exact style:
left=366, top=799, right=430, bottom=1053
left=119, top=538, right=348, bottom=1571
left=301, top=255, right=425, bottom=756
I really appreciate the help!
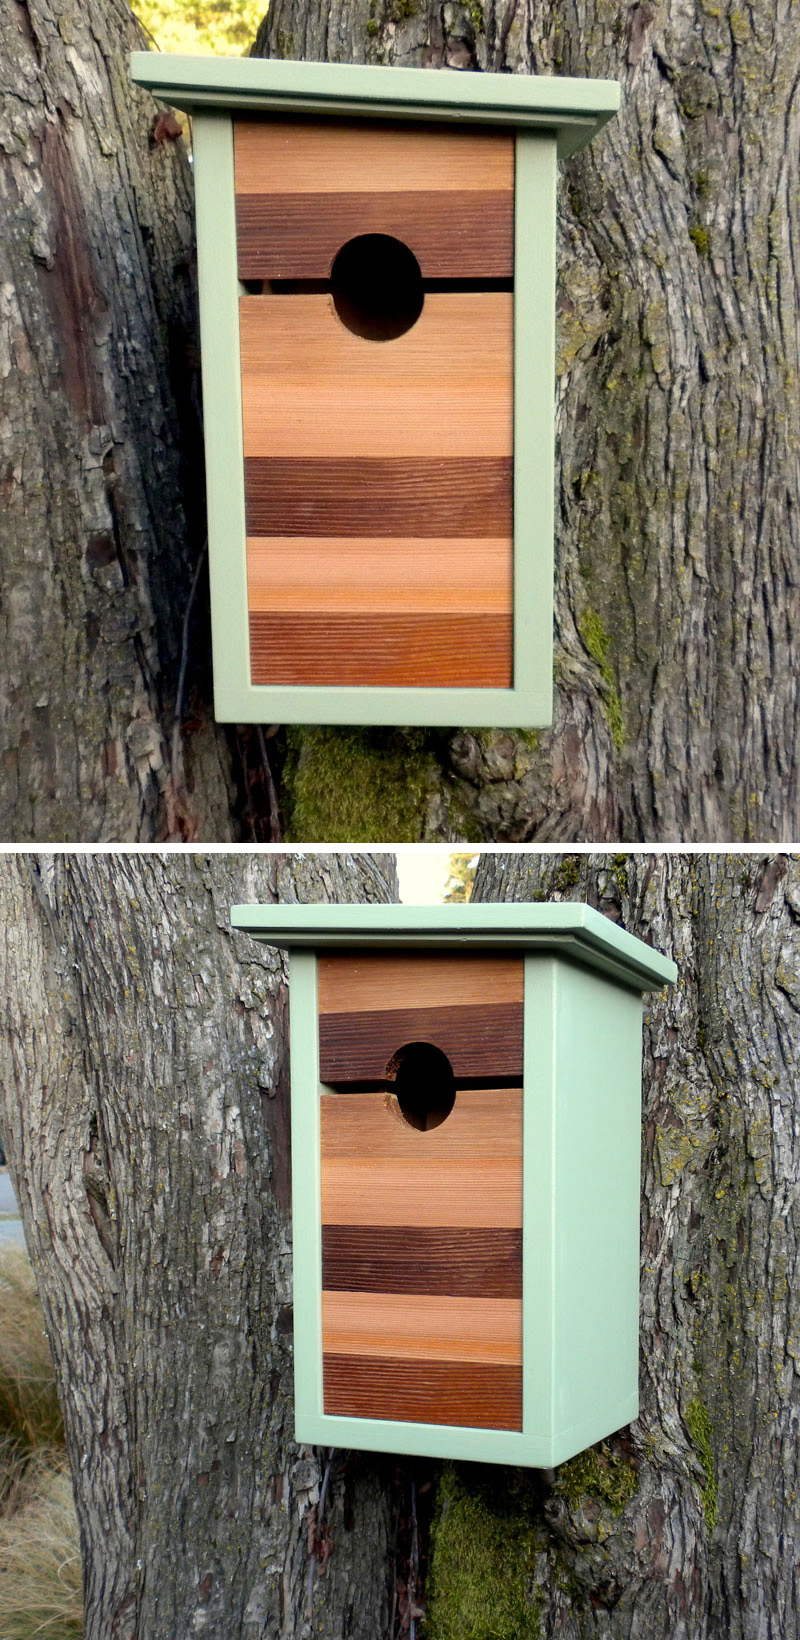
left=246, top=536, right=512, bottom=614
left=244, top=459, right=512, bottom=538
left=320, top=1089, right=523, bottom=1161
left=248, top=612, right=512, bottom=688
left=319, top=1001, right=523, bottom=1082
left=321, top=1226, right=522, bottom=1297
left=236, top=191, right=513, bottom=279
left=322, top=1291, right=521, bottom=1364
left=323, top=1355, right=522, bottom=1429
left=321, top=1157, right=523, bottom=1228
left=234, top=118, right=515, bottom=195
left=319, top=952, right=524, bottom=1014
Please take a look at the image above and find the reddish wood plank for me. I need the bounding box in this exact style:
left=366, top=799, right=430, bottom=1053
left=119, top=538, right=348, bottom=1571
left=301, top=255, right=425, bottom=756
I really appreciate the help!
left=233, top=118, right=514, bottom=196
left=248, top=612, right=512, bottom=688
left=321, top=1226, right=522, bottom=1297
left=318, top=1001, right=523, bottom=1082
left=323, top=1354, right=522, bottom=1429
left=236, top=191, right=513, bottom=280
left=243, top=458, right=512, bottom=538
left=318, top=952, right=523, bottom=1014
left=320, top=1089, right=523, bottom=1162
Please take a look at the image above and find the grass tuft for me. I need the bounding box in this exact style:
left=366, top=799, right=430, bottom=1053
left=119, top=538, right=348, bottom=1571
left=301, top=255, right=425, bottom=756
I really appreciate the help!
left=0, top=1247, right=64, bottom=1450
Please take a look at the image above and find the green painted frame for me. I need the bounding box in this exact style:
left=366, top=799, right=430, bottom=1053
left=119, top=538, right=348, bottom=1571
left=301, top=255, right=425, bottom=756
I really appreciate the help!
left=231, top=903, right=675, bottom=1466
left=132, top=56, right=619, bottom=727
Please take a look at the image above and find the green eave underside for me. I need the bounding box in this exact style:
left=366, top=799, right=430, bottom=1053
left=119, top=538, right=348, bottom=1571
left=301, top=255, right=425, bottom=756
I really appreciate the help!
left=130, top=53, right=620, bottom=157
left=230, top=902, right=676, bottom=993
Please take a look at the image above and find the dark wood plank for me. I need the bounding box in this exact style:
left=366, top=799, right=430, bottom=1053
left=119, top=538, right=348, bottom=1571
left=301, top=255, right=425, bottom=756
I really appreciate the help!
left=318, top=1002, right=523, bottom=1082
left=321, top=1226, right=522, bottom=1297
left=236, top=191, right=513, bottom=280
left=249, top=612, right=512, bottom=687
left=323, top=1353, right=522, bottom=1429
left=243, top=457, right=512, bottom=538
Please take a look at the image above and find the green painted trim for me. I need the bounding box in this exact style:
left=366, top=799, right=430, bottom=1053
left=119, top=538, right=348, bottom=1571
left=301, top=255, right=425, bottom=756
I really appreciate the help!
left=512, top=133, right=556, bottom=721
left=229, top=901, right=678, bottom=991
left=522, top=957, right=556, bottom=1443
left=213, top=683, right=550, bottom=727
left=289, top=952, right=324, bottom=1427
left=191, top=113, right=252, bottom=716
left=131, top=53, right=620, bottom=157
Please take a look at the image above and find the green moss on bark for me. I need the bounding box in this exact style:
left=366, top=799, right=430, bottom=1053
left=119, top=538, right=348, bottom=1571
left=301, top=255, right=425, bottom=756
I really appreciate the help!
left=577, top=610, right=625, bottom=750
left=552, top=1442, right=638, bottom=1516
left=426, top=1467, right=543, bottom=1640
left=282, top=727, right=435, bottom=842
left=685, top=1400, right=718, bottom=1529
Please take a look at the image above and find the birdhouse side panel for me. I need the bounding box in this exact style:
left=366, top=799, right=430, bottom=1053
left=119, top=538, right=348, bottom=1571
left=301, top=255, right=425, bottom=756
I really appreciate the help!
left=317, top=949, right=524, bottom=1430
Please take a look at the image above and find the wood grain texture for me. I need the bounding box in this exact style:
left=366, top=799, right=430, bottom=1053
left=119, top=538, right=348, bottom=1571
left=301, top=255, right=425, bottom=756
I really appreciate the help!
left=239, top=293, right=512, bottom=459
left=320, top=1089, right=523, bottom=1160
left=318, top=952, right=524, bottom=1014
left=243, top=460, right=512, bottom=538
left=248, top=613, right=512, bottom=688
left=318, top=1001, right=523, bottom=1082
left=236, top=191, right=513, bottom=279
left=322, top=1291, right=522, bottom=1364
left=246, top=536, right=512, bottom=613
left=321, top=1156, right=522, bottom=1227
left=322, top=1355, right=522, bottom=1429
left=233, top=118, right=514, bottom=195
left=321, top=1225, right=522, bottom=1297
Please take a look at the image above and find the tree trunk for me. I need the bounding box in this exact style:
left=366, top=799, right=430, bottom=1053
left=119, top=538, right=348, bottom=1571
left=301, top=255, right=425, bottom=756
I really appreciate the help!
left=412, top=848, right=800, bottom=1640
left=0, top=0, right=238, bottom=843
left=256, top=0, right=800, bottom=845
left=0, top=851, right=398, bottom=1640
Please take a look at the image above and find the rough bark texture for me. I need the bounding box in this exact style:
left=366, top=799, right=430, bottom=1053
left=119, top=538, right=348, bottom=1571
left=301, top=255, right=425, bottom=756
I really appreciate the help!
left=0, top=851, right=398, bottom=1640
left=414, top=849, right=800, bottom=1640
left=0, top=0, right=236, bottom=842
left=257, top=0, right=800, bottom=845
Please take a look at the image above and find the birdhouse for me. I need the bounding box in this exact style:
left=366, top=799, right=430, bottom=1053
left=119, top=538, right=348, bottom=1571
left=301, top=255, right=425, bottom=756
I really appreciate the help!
left=130, top=54, right=619, bottom=728
left=230, top=901, right=676, bottom=1467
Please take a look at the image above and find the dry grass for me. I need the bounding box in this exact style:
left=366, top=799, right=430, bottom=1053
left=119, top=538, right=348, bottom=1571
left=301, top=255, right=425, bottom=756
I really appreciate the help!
left=0, top=1246, right=64, bottom=1449
left=0, top=1246, right=83, bottom=1639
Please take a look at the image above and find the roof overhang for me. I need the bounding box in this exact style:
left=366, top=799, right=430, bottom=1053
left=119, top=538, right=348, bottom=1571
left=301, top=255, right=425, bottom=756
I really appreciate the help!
left=130, top=53, right=620, bottom=158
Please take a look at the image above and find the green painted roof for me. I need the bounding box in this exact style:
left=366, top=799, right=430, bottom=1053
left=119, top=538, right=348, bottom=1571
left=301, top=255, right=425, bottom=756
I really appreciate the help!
left=130, top=53, right=620, bottom=157
left=230, top=901, right=676, bottom=992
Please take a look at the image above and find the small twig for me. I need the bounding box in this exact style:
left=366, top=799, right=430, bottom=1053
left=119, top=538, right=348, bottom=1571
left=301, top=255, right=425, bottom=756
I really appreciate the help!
left=171, top=540, right=207, bottom=791
left=257, top=724, right=282, bottom=841
left=305, top=1447, right=335, bottom=1618
left=409, top=1475, right=419, bottom=1640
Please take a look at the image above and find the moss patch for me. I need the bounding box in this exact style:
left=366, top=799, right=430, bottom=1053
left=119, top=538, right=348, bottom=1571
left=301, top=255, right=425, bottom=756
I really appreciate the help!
left=685, top=1400, right=718, bottom=1530
left=553, top=1443, right=638, bottom=1516
left=577, top=610, right=624, bottom=750
left=283, top=727, right=434, bottom=842
left=426, top=1466, right=543, bottom=1640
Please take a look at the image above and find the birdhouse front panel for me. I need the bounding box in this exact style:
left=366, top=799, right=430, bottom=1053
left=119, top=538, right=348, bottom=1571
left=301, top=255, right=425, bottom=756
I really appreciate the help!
left=234, top=118, right=514, bottom=690
left=317, top=950, right=524, bottom=1429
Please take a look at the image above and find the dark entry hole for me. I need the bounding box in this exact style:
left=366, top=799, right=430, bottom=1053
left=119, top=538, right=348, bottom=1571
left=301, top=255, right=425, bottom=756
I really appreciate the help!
left=331, top=234, right=424, bottom=341
left=386, top=1042, right=456, bottom=1131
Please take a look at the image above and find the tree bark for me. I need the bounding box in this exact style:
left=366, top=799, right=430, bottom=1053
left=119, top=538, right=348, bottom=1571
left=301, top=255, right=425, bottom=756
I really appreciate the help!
left=0, top=0, right=238, bottom=843
left=0, top=851, right=398, bottom=1640
left=415, top=849, right=800, bottom=1640
left=257, top=0, right=800, bottom=845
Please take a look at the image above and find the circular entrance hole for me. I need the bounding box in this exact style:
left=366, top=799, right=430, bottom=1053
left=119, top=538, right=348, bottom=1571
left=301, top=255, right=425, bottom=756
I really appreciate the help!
left=331, top=234, right=424, bottom=341
left=386, top=1042, right=456, bottom=1132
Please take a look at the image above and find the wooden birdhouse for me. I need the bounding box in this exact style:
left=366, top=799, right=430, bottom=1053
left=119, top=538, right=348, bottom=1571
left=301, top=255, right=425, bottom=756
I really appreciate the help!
left=230, top=901, right=676, bottom=1467
left=131, top=55, right=619, bottom=728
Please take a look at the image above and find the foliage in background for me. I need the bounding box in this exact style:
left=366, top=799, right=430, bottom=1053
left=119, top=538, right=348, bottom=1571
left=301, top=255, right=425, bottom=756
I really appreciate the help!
left=443, top=854, right=478, bottom=903
left=0, top=1248, right=82, bottom=1640
left=133, top=0, right=264, bottom=55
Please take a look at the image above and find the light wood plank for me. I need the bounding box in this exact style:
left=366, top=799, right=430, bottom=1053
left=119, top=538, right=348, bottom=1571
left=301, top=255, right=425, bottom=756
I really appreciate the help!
left=321, top=1157, right=522, bottom=1228
left=239, top=293, right=512, bottom=460
left=322, top=1291, right=522, bottom=1365
left=318, top=952, right=523, bottom=1013
left=321, top=1089, right=522, bottom=1161
left=246, top=537, right=512, bottom=614
left=234, top=118, right=514, bottom=194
